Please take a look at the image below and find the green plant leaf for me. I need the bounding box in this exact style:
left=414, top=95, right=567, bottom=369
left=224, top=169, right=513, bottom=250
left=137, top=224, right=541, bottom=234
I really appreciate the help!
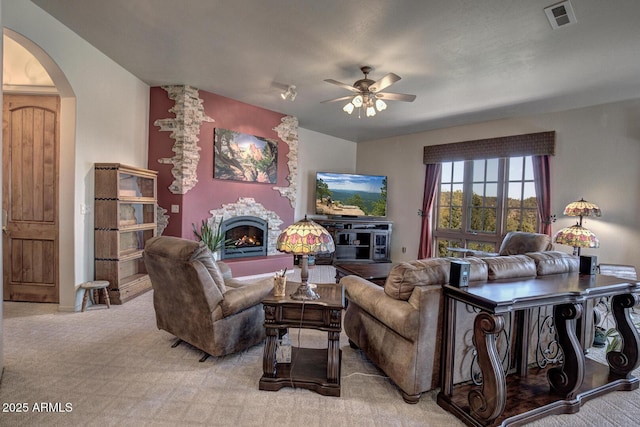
left=602, top=321, right=640, bottom=353
left=192, top=219, right=229, bottom=253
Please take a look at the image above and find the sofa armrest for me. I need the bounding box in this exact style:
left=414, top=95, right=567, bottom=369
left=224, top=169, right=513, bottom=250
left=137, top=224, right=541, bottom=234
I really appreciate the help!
left=220, top=277, right=273, bottom=317
left=482, top=254, right=537, bottom=280
left=343, top=275, right=430, bottom=341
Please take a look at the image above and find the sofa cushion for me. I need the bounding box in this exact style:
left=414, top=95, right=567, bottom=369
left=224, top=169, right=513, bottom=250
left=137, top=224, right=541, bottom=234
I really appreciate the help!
left=384, top=258, right=450, bottom=301
left=190, top=243, right=227, bottom=294
left=498, top=231, right=553, bottom=256
left=482, top=254, right=537, bottom=280
left=384, top=257, right=490, bottom=301
left=525, top=251, right=579, bottom=275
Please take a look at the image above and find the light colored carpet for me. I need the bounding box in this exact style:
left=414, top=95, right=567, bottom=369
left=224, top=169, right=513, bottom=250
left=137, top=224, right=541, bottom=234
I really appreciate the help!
left=1, top=266, right=639, bottom=426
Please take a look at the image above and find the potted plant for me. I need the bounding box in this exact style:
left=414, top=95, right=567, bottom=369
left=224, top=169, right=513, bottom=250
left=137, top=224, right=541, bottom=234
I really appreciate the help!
left=603, top=322, right=640, bottom=353
left=192, top=219, right=230, bottom=259
left=594, top=300, right=640, bottom=352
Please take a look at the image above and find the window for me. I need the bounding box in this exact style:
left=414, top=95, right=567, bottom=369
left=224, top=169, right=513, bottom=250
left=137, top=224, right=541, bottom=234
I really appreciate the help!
left=435, top=156, right=538, bottom=257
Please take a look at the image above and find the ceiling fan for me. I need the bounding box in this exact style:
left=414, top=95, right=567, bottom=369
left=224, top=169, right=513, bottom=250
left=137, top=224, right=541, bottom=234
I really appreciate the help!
left=322, top=66, right=416, bottom=117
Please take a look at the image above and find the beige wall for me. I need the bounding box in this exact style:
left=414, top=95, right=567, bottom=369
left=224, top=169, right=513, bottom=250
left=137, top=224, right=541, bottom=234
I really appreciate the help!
left=296, top=128, right=357, bottom=220
left=3, top=0, right=150, bottom=310
left=357, top=99, right=640, bottom=271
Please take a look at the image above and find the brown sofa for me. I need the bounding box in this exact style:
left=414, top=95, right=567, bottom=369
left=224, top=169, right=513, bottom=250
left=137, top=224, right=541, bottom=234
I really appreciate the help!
left=342, top=250, right=583, bottom=403
left=143, top=236, right=273, bottom=360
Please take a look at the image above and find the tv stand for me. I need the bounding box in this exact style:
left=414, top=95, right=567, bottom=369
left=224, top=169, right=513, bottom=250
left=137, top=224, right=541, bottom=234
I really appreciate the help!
left=314, top=218, right=392, bottom=264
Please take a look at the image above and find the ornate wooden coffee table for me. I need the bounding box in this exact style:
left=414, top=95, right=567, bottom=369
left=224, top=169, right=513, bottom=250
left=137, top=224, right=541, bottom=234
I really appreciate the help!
left=259, top=282, right=344, bottom=396
left=334, top=262, right=394, bottom=286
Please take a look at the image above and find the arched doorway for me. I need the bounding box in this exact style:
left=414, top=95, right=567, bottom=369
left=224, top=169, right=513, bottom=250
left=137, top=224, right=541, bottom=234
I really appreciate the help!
left=3, top=28, right=76, bottom=307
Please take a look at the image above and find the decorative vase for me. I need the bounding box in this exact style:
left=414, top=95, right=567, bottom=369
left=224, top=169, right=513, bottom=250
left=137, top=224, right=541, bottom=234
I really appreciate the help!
left=274, top=276, right=287, bottom=297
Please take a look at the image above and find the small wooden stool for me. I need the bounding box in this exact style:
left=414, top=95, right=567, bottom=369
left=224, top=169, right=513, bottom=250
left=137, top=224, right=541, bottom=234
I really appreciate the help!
left=80, top=280, right=111, bottom=312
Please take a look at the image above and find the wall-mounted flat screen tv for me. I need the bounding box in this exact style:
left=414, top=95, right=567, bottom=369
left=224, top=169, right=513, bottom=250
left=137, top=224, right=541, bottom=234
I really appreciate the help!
left=315, top=172, right=387, bottom=218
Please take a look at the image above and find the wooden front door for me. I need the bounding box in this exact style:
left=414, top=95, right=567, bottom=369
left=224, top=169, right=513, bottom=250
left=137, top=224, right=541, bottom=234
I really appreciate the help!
left=3, top=94, right=60, bottom=302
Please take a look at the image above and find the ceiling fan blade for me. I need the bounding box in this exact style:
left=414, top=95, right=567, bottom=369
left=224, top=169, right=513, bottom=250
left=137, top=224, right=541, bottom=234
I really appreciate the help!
left=376, top=92, right=416, bottom=102
left=324, top=79, right=361, bottom=93
left=320, top=95, right=355, bottom=104
left=369, top=73, right=401, bottom=92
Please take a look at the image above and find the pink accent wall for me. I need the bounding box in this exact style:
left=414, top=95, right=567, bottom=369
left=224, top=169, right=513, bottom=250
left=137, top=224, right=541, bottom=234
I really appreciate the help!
left=148, top=87, right=294, bottom=276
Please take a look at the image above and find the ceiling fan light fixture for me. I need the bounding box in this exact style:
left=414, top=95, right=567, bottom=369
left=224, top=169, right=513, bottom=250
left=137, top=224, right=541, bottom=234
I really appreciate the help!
left=366, top=105, right=376, bottom=117
left=323, top=66, right=416, bottom=118
left=375, top=99, right=387, bottom=111
left=343, top=102, right=355, bottom=114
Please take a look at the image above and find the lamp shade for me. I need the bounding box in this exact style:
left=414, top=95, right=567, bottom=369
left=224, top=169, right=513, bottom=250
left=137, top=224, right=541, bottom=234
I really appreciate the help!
left=276, top=216, right=335, bottom=255
left=553, top=224, right=600, bottom=249
left=276, top=216, right=334, bottom=300
left=563, top=198, right=601, bottom=218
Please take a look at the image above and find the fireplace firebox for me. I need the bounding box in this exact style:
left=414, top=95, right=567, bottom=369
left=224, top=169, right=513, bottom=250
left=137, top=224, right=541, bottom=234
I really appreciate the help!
left=220, top=216, right=268, bottom=259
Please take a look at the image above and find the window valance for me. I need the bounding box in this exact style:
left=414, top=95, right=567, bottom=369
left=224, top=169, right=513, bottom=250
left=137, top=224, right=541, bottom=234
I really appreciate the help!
left=423, top=131, right=555, bottom=164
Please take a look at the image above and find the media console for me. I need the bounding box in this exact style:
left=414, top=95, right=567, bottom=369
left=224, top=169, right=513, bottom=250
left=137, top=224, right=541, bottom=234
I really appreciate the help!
left=313, top=218, right=392, bottom=264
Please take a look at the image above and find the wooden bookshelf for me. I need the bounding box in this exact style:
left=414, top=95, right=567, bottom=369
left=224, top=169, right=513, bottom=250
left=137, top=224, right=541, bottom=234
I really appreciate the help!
left=94, top=163, right=157, bottom=304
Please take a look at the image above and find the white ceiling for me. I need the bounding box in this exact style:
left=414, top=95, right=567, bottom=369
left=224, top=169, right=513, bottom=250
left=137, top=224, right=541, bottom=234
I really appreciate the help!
left=31, top=0, right=640, bottom=142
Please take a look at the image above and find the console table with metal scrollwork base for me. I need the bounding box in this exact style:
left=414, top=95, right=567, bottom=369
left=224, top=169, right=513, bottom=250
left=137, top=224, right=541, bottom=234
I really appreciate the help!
left=437, top=274, right=640, bottom=427
left=259, top=282, right=344, bottom=396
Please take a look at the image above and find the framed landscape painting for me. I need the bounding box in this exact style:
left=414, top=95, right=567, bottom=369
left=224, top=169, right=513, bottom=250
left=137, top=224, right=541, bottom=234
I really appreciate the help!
left=213, top=128, right=278, bottom=183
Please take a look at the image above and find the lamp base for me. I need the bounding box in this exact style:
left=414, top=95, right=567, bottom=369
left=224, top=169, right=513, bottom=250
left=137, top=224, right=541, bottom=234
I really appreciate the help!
left=289, top=283, right=320, bottom=301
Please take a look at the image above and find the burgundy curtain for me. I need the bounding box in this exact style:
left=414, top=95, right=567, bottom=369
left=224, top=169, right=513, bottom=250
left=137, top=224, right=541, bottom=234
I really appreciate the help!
left=532, top=155, right=552, bottom=236
left=418, top=163, right=442, bottom=259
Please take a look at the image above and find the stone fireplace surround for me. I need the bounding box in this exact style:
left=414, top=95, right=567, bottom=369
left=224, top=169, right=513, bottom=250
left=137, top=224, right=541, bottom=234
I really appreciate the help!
left=208, top=197, right=283, bottom=255
left=207, top=197, right=291, bottom=277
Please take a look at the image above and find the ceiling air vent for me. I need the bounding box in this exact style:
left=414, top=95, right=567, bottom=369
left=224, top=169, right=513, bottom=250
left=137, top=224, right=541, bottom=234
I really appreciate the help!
left=544, top=1, right=577, bottom=29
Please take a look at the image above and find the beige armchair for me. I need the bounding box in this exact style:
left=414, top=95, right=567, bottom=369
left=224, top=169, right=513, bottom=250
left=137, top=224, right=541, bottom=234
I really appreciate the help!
left=343, top=257, right=489, bottom=403
left=143, top=236, right=273, bottom=361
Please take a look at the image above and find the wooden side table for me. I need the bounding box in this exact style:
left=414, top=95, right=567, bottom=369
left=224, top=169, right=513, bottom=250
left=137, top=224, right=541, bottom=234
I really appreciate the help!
left=334, top=262, right=394, bottom=287
left=259, top=282, right=344, bottom=396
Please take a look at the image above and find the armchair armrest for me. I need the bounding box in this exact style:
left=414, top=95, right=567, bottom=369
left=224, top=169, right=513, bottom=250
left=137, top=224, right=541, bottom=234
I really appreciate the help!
left=220, top=278, right=272, bottom=317
left=343, top=275, right=420, bottom=341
